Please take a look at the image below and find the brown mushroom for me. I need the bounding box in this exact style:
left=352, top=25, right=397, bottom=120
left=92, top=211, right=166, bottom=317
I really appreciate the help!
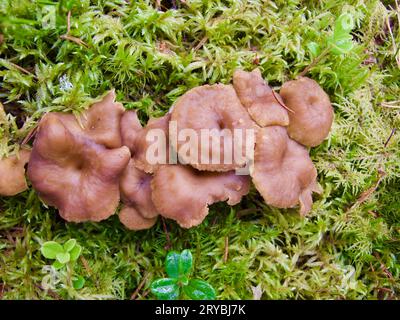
left=233, top=68, right=289, bottom=127
left=119, top=160, right=158, bottom=230
left=119, top=206, right=158, bottom=230
left=251, top=126, right=322, bottom=215
left=121, top=111, right=171, bottom=173
left=151, top=164, right=250, bottom=228
left=280, top=77, right=334, bottom=147
left=55, top=90, right=125, bottom=149
left=27, top=113, right=131, bottom=222
left=0, top=149, right=31, bottom=196
left=170, top=84, right=256, bottom=172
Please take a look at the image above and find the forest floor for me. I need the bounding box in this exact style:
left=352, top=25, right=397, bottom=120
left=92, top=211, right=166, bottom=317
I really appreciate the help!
left=0, top=0, right=399, bottom=299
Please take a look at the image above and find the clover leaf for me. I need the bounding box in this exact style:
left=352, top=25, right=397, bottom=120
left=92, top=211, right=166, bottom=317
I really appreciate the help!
left=41, top=241, right=64, bottom=259
left=40, top=239, right=85, bottom=290
left=41, top=239, right=82, bottom=266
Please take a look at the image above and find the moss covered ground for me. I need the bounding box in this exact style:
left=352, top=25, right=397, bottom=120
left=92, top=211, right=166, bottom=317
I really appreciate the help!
left=0, top=0, right=399, bottom=300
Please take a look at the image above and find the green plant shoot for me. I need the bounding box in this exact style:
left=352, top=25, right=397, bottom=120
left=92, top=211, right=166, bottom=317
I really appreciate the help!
left=150, top=250, right=216, bottom=300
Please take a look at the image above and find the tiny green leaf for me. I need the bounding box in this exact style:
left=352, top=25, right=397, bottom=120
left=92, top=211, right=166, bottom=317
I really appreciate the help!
left=180, top=275, right=189, bottom=286
left=179, top=250, right=192, bottom=276
left=307, top=42, right=320, bottom=58
left=165, top=251, right=180, bottom=279
left=72, top=275, right=85, bottom=290
left=41, top=241, right=64, bottom=259
left=328, top=38, right=354, bottom=55
left=64, top=239, right=77, bottom=252
left=56, top=252, right=70, bottom=264
left=183, top=279, right=216, bottom=300
left=335, top=13, right=354, bottom=34
left=151, top=278, right=180, bottom=300
left=52, top=260, right=65, bottom=270
left=69, top=244, right=82, bottom=261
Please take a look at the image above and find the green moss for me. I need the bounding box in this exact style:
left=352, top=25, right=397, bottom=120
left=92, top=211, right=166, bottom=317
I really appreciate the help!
left=0, top=0, right=399, bottom=299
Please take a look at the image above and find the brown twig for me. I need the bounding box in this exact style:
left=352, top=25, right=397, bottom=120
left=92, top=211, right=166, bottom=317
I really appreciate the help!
left=34, top=284, right=61, bottom=300
left=381, top=101, right=400, bottom=108
left=223, top=237, right=229, bottom=263
left=67, top=10, right=71, bottom=34
left=141, top=289, right=151, bottom=299
left=368, top=211, right=379, bottom=218
left=350, top=169, right=386, bottom=210
left=130, top=273, right=149, bottom=300
left=21, top=124, right=38, bottom=146
left=271, top=90, right=295, bottom=114
left=194, top=36, right=208, bottom=51
left=60, top=34, right=88, bottom=48
left=8, top=62, right=38, bottom=80
left=370, top=262, right=375, bottom=273
left=298, top=46, right=331, bottom=78
left=347, top=128, right=395, bottom=212
left=374, top=252, right=394, bottom=280
left=60, top=11, right=88, bottom=48
left=161, top=217, right=172, bottom=250
left=80, top=255, right=92, bottom=276
left=384, top=128, right=396, bottom=148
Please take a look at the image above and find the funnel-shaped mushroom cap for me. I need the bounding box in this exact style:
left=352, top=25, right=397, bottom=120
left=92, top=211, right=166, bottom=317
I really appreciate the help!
left=151, top=164, right=250, bottom=228
left=233, top=69, right=289, bottom=127
left=119, top=206, right=158, bottom=230
left=56, top=90, right=125, bottom=149
left=121, top=111, right=170, bottom=173
left=252, top=126, right=322, bottom=215
left=280, top=77, right=334, bottom=147
left=28, top=114, right=131, bottom=222
left=170, top=84, right=256, bottom=172
left=119, top=160, right=158, bottom=229
left=0, top=149, right=31, bottom=196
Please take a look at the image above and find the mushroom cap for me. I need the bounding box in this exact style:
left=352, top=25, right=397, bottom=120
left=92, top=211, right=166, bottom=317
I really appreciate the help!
left=119, top=206, right=158, bottom=230
left=55, top=90, right=125, bottom=149
left=280, top=77, right=334, bottom=147
left=0, top=149, right=31, bottom=196
left=121, top=111, right=171, bottom=173
left=251, top=126, right=322, bottom=215
left=27, top=114, right=131, bottom=222
left=233, top=69, right=289, bottom=127
left=170, top=84, right=256, bottom=172
left=151, top=164, right=250, bottom=228
left=120, top=159, right=158, bottom=219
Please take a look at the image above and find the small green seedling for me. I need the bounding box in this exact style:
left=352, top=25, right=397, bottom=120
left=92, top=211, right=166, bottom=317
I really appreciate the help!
left=308, top=13, right=355, bottom=57
left=41, top=239, right=85, bottom=289
left=150, top=250, right=216, bottom=300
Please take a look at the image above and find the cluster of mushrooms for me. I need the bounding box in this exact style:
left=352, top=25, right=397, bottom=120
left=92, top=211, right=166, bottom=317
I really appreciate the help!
left=0, top=68, right=333, bottom=230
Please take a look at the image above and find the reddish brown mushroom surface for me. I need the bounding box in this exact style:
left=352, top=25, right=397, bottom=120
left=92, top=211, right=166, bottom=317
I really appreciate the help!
left=233, top=69, right=289, bottom=127
left=280, top=77, right=334, bottom=147
left=54, top=90, right=125, bottom=149
left=28, top=114, right=130, bottom=222
left=121, top=111, right=171, bottom=173
left=151, top=164, right=250, bottom=228
left=170, top=84, right=256, bottom=172
left=119, top=206, right=158, bottom=230
left=0, top=149, right=31, bottom=196
left=251, top=126, right=322, bottom=215
left=119, top=160, right=158, bottom=230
